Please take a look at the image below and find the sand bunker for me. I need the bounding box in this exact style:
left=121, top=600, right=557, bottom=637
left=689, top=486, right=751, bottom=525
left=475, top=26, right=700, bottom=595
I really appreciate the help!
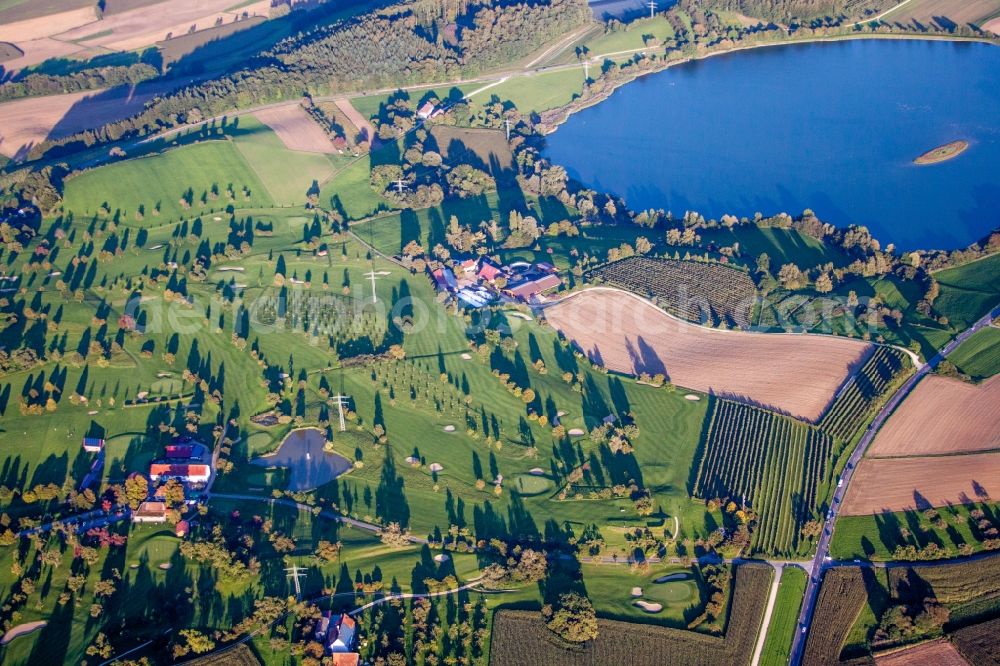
left=1, top=621, right=47, bottom=645
left=631, top=587, right=643, bottom=597
left=158, top=563, right=172, bottom=570
left=461, top=353, right=472, bottom=360
left=529, top=468, right=545, bottom=475
left=443, top=425, right=456, bottom=432
left=684, top=394, right=701, bottom=401
left=429, top=463, right=444, bottom=472
left=634, top=600, right=662, bottom=612
left=567, top=428, right=585, bottom=436
left=434, top=553, right=450, bottom=563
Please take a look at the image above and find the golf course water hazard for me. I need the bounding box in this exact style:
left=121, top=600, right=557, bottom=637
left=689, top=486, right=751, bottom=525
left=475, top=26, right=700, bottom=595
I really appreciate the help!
left=545, top=39, right=1000, bottom=250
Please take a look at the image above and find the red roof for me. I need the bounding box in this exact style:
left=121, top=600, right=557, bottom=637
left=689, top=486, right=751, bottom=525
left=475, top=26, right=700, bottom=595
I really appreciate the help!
left=149, top=463, right=210, bottom=479
left=506, top=274, right=561, bottom=300
left=175, top=520, right=190, bottom=536
left=478, top=263, right=502, bottom=281
left=135, top=501, right=166, bottom=518
left=331, top=654, right=359, bottom=666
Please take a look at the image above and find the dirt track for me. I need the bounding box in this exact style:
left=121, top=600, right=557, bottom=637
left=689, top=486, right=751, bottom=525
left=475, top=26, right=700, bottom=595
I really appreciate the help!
left=544, top=287, right=872, bottom=421
left=868, top=375, right=1000, bottom=457
left=255, top=105, right=339, bottom=154
left=841, top=451, right=1000, bottom=515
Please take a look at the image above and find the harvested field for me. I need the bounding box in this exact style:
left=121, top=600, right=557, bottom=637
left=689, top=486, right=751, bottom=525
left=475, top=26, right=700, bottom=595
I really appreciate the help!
left=985, top=16, right=1000, bottom=34
left=255, top=105, right=339, bottom=154
left=156, top=14, right=267, bottom=65
left=0, top=38, right=91, bottom=72
left=489, top=563, right=772, bottom=666
left=544, top=288, right=872, bottom=421
left=875, top=639, right=969, bottom=666
left=841, top=451, right=1000, bottom=515
left=51, top=0, right=267, bottom=52
left=336, top=98, right=377, bottom=145
left=0, top=85, right=160, bottom=158
left=951, top=616, right=1000, bottom=665
left=867, top=375, right=1000, bottom=457
left=882, top=0, right=1000, bottom=29
left=0, top=42, right=23, bottom=63
left=0, top=5, right=96, bottom=42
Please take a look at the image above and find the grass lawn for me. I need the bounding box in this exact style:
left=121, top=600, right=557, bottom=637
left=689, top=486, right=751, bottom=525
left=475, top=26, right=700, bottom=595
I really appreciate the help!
left=319, top=154, right=395, bottom=220
left=948, top=325, right=1000, bottom=381
left=700, top=225, right=851, bottom=270
left=759, top=565, right=807, bottom=666
left=480, top=68, right=587, bottom=114
left=231, top=115, right=345, bottom=206
left=574, top=16, right=676, bottom=60
left=63, top=140, right=273, bottom=224
left=581, top=564, right=704, bottom=627
left=830, top=501, right=1000, bottom=561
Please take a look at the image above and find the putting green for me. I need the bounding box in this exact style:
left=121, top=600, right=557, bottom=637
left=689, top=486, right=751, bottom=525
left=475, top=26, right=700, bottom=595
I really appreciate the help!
left=512, top=473, right=553, bottom=496
left=150, top=378, right=183, bottom=394
left=655, top=580, right=695, bottom=603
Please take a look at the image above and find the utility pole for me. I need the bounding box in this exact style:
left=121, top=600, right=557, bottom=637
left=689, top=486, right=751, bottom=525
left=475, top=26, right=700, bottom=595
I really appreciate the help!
left=648, top=0, right=656, bottom=18
left=392, top=179, right=409, bottom=196
left=285, top=564, right=307, bottom=599
left=504, top=118, right=511, bottom=142
left=331, top=394, right=350, bottom=432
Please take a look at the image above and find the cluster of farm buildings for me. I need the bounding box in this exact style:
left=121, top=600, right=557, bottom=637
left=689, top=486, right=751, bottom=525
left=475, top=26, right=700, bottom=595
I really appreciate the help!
left=82, top=435, right=210, bottom=533
left=428, top=257, right=561, bottom=307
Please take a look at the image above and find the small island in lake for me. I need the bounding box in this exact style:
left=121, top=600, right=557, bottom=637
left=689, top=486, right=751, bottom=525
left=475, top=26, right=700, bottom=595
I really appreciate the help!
left=914, top=140, right=969, bottom=165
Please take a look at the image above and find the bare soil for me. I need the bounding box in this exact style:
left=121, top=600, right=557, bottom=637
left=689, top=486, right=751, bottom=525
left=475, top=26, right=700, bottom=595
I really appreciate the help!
left=0, top=5, right=96, bottom=42
left=545, top=288, right=872, bottom=421
left=868, top=375, right=1000, bottom=457
left=335, top=98, right=377, bottom=145
left=0, top=85, right=159, bottom=158
left=874, top=639, right=969, bottom=666
left=841, top=451, right=1000, bottom=515
left=255, top=105, right=339, bottom=154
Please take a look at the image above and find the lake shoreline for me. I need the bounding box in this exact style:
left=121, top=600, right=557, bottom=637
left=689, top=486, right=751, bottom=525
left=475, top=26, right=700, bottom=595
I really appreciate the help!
left=542, top=37, right=1000, bottom=251
left=539, top=33, right=999, bottom=135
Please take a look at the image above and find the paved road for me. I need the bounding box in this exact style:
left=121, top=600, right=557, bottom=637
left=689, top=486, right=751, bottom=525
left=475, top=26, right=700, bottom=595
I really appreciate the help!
left=788, top=304, right=1000, bottom=666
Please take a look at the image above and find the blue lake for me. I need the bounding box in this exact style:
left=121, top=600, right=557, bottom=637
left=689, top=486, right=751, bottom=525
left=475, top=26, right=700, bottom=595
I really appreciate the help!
left=544, top=39, right=1000, bottom=250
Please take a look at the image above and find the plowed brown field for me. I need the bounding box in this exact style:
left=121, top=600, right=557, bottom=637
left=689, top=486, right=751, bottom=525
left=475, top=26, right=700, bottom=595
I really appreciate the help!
left=255, top=105, right=338, bottom=154
left=544, top=287, right=872, bottom=421
left=875, top=639, right=969, bottom=666
left=868, top=375, right=1000, bottom=457
left=841, top=452, right=1000, bottom=515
